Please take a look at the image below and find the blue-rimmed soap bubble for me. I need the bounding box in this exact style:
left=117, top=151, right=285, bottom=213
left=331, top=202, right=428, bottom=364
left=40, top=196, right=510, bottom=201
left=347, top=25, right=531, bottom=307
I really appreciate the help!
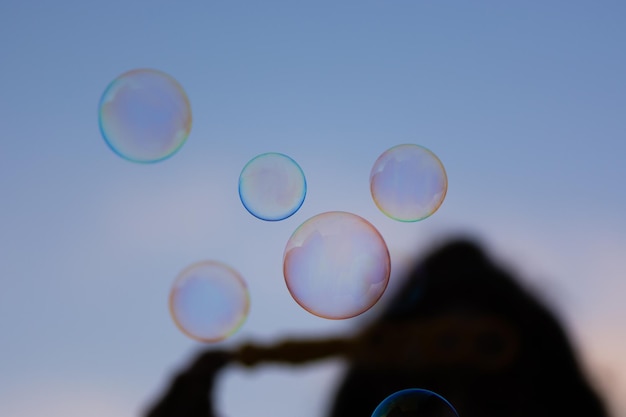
left=239, top=152, right=306, bottom=221
left=98, top=68, right=192, bottom=163
left=283, top=211, right=390, bottom=319
left=372, top=388, right=459, bottom=417
left=169, top=261, right=249, bottom=343
left=370, top=144, right=447, bottom=222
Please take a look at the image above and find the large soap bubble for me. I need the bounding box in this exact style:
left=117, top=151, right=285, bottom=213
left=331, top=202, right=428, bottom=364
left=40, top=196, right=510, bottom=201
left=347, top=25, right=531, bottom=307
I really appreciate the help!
left=283, top=211, right=390, bottom=319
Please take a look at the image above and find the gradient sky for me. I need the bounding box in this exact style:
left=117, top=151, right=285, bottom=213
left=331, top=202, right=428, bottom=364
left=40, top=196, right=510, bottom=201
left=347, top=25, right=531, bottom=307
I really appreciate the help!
left=1, top=1, right=625, bottom=416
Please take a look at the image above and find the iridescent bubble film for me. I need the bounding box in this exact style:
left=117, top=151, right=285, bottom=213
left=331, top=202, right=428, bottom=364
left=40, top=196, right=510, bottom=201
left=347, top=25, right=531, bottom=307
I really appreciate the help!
left=370, top=144, right=447, bottom=222
left=169, top=261, right=249, bottom=343
left=239, top=152, right=307, bottom=221
left=283, top=211, right=390, bottom=319
left=98, top=68, right=192, bottom=163
left=372, top=389, right=459, bottom=417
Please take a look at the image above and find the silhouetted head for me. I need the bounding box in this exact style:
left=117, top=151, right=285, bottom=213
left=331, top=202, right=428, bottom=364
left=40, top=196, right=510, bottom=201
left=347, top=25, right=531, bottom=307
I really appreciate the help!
left=328, top=238, right=608, bottom=417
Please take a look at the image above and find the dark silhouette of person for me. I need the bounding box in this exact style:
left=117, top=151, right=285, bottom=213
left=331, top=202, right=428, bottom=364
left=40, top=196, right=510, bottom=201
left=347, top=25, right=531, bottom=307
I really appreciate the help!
left=145, top=238, right=609, bottom=417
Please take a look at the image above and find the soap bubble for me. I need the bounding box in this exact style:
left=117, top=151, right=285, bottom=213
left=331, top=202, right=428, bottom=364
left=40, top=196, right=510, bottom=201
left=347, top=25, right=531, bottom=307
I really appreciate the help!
left=283, top=211, right=390, bottom=319
left=370, top=144, right=447, bottom=222
left=98, top=68, right=192, bottom=163
left=169, top=261, right=249, bottom=343
left=239, top=152, right=306, bottom=221
left=372, top=388, right=459, bottom=417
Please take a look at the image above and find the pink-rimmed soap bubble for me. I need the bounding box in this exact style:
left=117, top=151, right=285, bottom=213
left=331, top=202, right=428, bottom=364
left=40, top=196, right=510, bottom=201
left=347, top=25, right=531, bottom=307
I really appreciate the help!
left=98, top=68, right=192, bottom=163
left=283, top=211, right=391, bottom=319
left=370, top=144, right=447, bottom=222
left=170, top=261, right=249, bottom=343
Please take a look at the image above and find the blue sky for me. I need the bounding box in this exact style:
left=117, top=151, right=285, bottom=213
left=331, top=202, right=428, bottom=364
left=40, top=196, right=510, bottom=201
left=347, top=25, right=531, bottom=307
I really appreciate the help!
left=1, top=1, right=625, bottom=416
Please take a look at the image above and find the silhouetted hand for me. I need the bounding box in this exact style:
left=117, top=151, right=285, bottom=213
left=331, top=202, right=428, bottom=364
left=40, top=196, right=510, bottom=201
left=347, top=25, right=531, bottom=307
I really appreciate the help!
left=145, top=350, right=233, bottom=417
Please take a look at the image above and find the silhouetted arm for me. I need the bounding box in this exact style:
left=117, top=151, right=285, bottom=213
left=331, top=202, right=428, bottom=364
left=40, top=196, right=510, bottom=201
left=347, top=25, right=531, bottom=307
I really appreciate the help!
left=145, top=350, right=232, bottom=417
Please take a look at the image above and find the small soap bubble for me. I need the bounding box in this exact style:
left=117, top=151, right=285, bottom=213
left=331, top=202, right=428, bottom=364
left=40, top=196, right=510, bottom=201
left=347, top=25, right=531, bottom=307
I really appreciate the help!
left=370, top=144, right=447, bottom=222
left=372, top=389, right=459, bottom=417
left=98, top=68, right=192, bottom=163
left=169, top=261, right=249, bottom=343
left=239, top=152, right=306, bottom=221
left=283, top=211, right=390, bottom=319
